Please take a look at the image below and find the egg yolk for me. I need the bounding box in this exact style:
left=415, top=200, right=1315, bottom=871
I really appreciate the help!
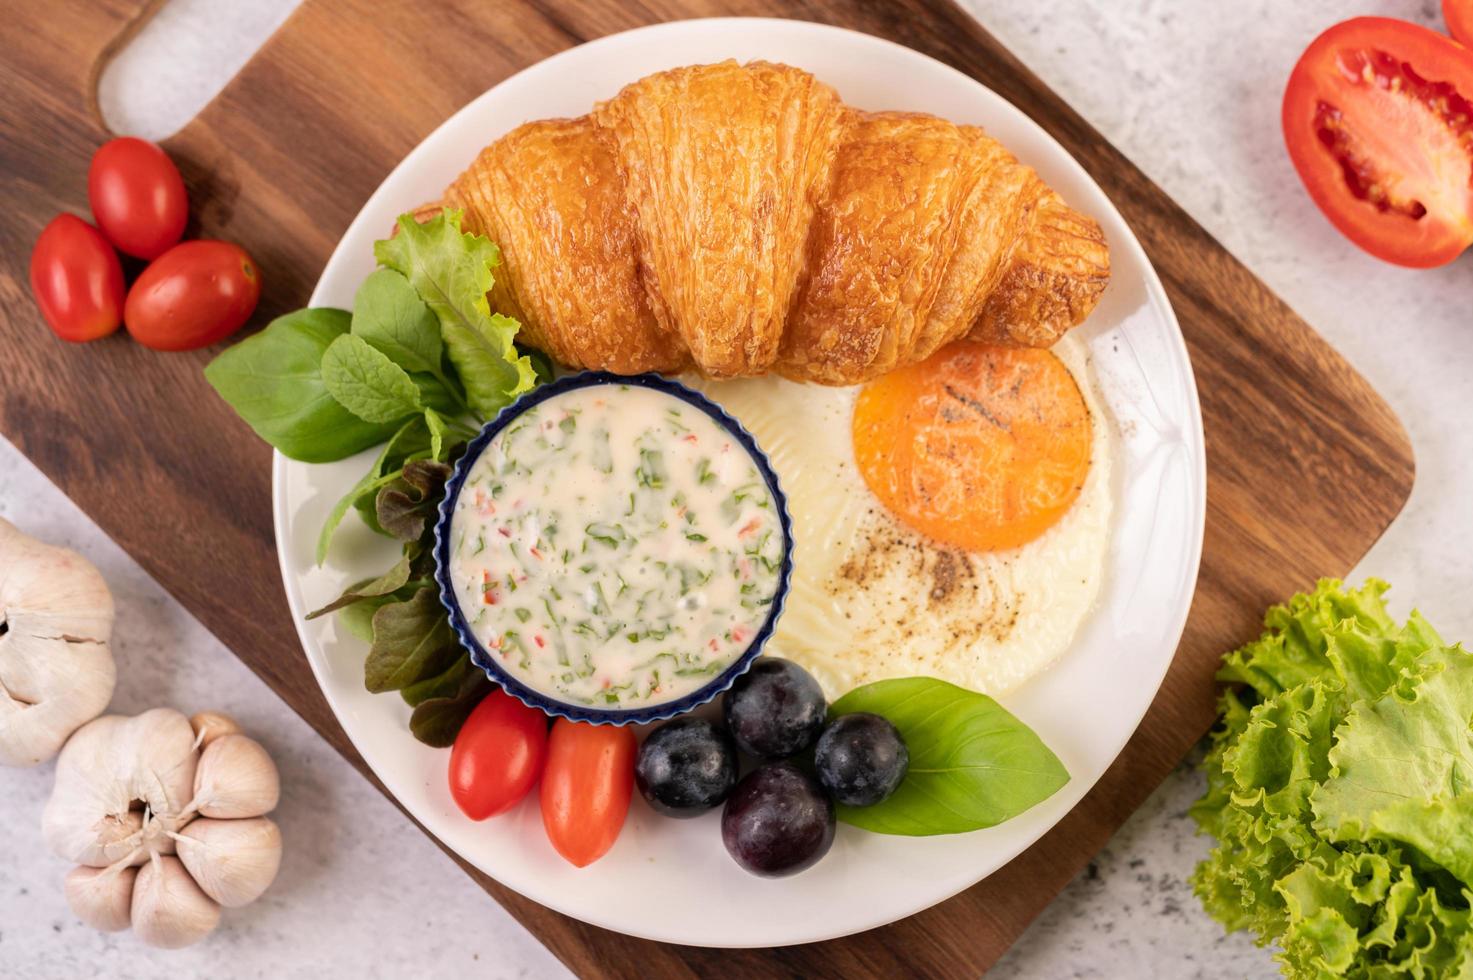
left=852, top=342, right=1092, bottom=552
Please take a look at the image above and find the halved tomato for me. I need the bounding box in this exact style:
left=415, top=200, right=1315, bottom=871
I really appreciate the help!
left=1283, top=17, right=1473, bottom=267
left=1446, top=0, right=1473, bottom=49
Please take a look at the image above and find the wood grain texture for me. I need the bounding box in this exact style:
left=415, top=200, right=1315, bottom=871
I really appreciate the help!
left=0, top=0, right=1413, bottom=975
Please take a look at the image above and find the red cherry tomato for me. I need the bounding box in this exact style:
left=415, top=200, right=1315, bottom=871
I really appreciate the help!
left=123, top=240, right=261, bottom=351
left=448, top=691, right=549, bottom=820
left=29, top=214, right=125, bottom=343
left=1446, top=0, right=1473, bottom=48
left=540, top=719, right=636, bottom=868
left=1283, top=17, right=1473, bottom=267
left=88, top=137, right=188, bottom=260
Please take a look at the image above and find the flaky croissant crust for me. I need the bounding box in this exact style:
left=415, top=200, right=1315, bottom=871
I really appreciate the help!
left=427, top=61, right=1110, bottom=385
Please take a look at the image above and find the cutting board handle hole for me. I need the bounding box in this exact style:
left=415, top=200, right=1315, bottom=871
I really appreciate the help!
left=95, top=0, right=301, bottom=139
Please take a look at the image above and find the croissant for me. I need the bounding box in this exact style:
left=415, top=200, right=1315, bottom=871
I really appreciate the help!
left=423, top=61, right=1109, bottom=384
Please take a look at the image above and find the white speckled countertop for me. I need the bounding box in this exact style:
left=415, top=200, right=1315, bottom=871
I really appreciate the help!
left=3, top=1, right=1470, bottom=977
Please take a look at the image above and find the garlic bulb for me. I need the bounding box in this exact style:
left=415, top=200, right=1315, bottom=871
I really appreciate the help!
left=131, top=854, right=221, bottom=949
left=64, top=864, right=138, bottom=932
left=174, top=817, right=282, bottom=907
left=189, top=710, right=241, bottom=748
left=192, top=734, right=279, bottom=819
left=43, top=709, right=198, bottom=866
left=0, top=518, right=116, bottom=766
left=47, top=709, right=283, bottom=947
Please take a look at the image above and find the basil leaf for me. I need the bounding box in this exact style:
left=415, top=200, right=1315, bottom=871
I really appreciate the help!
left=204, top=308, right=400, bottom=462
left=408, top=670, right=493, bottom=747
left=830, top=677, right=1068, bottom=836
left=321, top=334, right=424, bottom=424
left=364, top=588, right=458, bottom=693
left=351, top=268, right=443, bottom=375
left=374, top=210, right=534, bottom=418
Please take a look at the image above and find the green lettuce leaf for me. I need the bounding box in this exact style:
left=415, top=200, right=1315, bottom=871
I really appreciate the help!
left=374, top=209, right=534, bottom=418
left=1191, top=579, right=1473, bottom=979
left=1313, top=643, right=1473, bottom=884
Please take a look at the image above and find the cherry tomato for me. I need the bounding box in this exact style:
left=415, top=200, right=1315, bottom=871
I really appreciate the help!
left=541, top=719, right=636, bottom=867
left=1446, top=0, right=1473, bottom=48
left=124, top=240, right=261, bottom=351
left=1283, top=17, right=1473, bottom=267
left=88, top=137, right=188, bottom=260
left=29, top=214, right=125, bottom=343
left=448, top=691, right=548, bottom=820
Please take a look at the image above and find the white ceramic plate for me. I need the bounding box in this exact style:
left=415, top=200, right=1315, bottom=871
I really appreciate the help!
left=273, top=17, right=1205, bottom=948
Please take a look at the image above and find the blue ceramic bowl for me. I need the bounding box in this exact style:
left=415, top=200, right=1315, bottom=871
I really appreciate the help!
left=433, top=372, right=794, bottom=726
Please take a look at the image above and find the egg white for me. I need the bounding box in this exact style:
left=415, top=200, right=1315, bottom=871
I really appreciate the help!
left=688, top=336, right=1112, bottom=698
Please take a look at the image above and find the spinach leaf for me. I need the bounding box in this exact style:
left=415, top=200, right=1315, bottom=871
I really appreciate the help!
left=409, top=670, right=493, bottom=747
left=411, top=373, right=465, bottom=416
left=830, top=677, right=1068, bottom=836
left=364, top=587, right=458, bottom=693
left=351, top=268, right=444, bottom=375
left=385, top=415, right=439, bottom=465
left=353, top=270, right=470, bottom=416
left=204, top=308, right=400, bottom=462
left=321, top=334, right=424, bottom=424
left=374, top=210, right=534, bottom=418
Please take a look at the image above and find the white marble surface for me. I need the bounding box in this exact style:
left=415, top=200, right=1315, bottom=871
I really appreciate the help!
left=4, top=0, right=1471, bottom=977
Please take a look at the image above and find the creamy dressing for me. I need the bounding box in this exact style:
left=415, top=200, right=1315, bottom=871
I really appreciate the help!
left=449, top=385, right=785, bottom=708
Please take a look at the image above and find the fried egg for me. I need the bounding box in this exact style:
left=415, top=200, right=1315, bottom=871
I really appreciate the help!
left=689, top=336, right=1111, bottom=698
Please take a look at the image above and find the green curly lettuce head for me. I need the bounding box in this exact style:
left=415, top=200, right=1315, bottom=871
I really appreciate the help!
left=1191, top=579, right=1473, bottom=979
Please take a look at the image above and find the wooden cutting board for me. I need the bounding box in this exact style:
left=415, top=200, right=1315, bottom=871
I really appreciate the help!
left=0, top=0, right=1414, bottom=975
